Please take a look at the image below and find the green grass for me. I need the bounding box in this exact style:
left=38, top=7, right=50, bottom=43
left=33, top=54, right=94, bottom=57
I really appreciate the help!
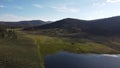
left=0, top=31, right=40, bottom=68
left=1, top=30, right=120, bottom=68
left=26, top=33, right=120, bottom=56
left=35, top=39, right=45, bottom=68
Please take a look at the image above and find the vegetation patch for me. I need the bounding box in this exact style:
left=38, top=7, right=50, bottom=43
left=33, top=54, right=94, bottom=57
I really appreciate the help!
left=0, top=30, right=40, bottom=68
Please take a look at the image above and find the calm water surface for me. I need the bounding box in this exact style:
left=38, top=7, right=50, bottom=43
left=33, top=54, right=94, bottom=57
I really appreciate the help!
left=45, top=52, right=120, bottom=68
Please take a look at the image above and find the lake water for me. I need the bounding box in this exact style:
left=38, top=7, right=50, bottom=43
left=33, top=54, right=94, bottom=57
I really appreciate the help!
left=45, top=52, right=120, bottom=68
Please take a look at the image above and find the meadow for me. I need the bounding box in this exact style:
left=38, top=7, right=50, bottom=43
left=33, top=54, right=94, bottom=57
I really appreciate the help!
left=26, top=31, right=120, bottom=56
left=0, top=30, right=40, bottom=68
left=0, top=29, right=120, bottom=68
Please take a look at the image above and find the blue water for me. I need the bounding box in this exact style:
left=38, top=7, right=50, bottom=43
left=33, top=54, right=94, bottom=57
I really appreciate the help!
left=45, top=52, right=120, bottom=68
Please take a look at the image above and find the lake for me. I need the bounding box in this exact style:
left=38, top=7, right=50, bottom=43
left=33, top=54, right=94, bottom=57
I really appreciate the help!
left=45, top=52, right=120, bottom=68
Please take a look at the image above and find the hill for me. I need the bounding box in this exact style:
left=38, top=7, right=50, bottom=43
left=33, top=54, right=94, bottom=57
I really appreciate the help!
left=23, top=16, right=120, bottom=53
left=0, top=20, right=47, bottom=28
left=24, top=16, right=120, bottom=36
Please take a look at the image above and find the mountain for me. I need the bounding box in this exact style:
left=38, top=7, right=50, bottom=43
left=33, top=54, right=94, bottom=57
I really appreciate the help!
left=90, top=16, right=120, bottom=35
left=29, top=18, right=87, bottom=29
left=24, top=16, right=120, bottom=36
left=0, top=20, right=47, bottom=28
left=24, top=18, right=89, bottom=33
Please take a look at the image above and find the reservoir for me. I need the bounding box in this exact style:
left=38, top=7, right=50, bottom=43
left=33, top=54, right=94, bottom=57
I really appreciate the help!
left=45, top=52, right=120, bottom=68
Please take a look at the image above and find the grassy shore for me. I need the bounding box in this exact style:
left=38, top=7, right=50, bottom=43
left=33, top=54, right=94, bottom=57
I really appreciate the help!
left=26, top=33, right=120, bottom=56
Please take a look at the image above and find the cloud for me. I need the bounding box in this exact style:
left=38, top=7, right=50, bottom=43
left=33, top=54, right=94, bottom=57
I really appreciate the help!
left=33, top=4, right=43, bottom=8
left=106, top=0, right=120, bottom=3
left=0, top=14, right=25, bottom=21
left=0, top=14, right=32, bottom=22
left=93, top=2, right=106, bottom=7
left=0, top=14, right=49, bottom=21
left=52, top=5, right=80, bottom=13
left=0, top=5, right=23, bottom=10
left=0, top=5, right=6, bottom=8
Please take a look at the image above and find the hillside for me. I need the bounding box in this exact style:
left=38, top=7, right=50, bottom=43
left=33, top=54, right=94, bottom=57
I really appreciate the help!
left=0, top=20, right=47, bottom=28
left=90, top=16, right=120, bottom=35
left=24, top=16, right=120, bottom=36
left=24, top=18, right=88, bottom=32
left=23, top=16, right=120, bottom=53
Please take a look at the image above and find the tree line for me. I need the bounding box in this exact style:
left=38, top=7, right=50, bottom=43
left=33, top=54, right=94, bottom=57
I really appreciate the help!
left=0, top=28, right=17, bottom=39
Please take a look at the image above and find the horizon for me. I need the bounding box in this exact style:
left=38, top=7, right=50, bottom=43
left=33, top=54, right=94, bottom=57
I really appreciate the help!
left=0, top=15, right=119, bottom=22
left=0, top=15, right=120, bottom=22
left=0, top=0, right=120, bottom=21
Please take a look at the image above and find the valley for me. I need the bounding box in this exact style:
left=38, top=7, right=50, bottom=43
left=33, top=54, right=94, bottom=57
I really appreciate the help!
left=1, top=16, right=120, bottom=68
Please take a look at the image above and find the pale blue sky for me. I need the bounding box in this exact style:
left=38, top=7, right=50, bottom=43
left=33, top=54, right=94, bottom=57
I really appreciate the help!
left=0, top=0, right=120, bottom=21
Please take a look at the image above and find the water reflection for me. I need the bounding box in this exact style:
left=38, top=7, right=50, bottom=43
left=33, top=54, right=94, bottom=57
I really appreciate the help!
left=45, top=52, right=120, bottom=68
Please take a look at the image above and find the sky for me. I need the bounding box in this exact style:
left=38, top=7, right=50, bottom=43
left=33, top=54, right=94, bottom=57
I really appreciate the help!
left=0, top=0, right=120, bottom=21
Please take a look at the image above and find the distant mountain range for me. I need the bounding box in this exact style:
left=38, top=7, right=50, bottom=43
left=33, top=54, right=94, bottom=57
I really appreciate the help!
left=0, top=20, right=48, bottom=28
left=24, top=16, right=120, bottom=36
left=1, top=16, right=120, bottom=36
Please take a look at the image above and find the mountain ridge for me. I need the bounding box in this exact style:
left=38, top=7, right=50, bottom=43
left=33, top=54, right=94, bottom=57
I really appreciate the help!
left=24, top=16, right=120, bottom=36
left=0, top=20, right=47, bottom=28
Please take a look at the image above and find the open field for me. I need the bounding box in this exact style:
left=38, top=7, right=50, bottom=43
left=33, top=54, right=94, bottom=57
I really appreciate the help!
left=0, top=31, right=40, bottom=68
left=25, top=31, right=120, bottom=55
left=1, top=30, right=120, bottom=68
